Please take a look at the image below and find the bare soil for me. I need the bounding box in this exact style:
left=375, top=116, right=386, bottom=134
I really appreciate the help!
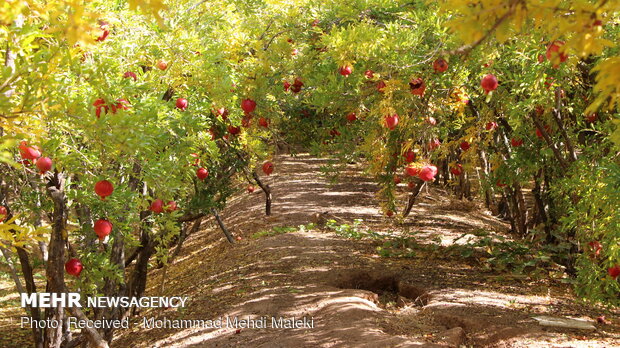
left=115, top=153, right=619, bottom=347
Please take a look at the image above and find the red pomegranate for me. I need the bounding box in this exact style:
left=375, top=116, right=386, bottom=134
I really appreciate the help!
left=156, top=60, right=168, bottom=70
left=588, top=241, right=602, bottom=257
left=481, top=74, right=498, bottom=94
left=486, top=122, right=498, bottom=131
left=460, top=141, right=471, bottom=151
left=166, top=201, right=178, bottom=212
left=258, top=117, right=269, bottom=128
left=384, top=114, right=399, bottom=130
left=511, top=138, right=524, bottom=147
left=123, top=71, right=137, bottom=81
left=403, top=150, right=416, bottom=163
left=36, top=157, right=52, bottom=174
left=19, top=141, right=41, bottom=160
left=110, top=98, right=130, bottom=113
left=283, top=80, right=291, bottom=92
left=409, top=78, right=426, bottom=96
left=291, top=78, right=303, bottom=93
left=339, top=65, right=353, bottom=76
left=433, top=58, right=448, bottom=73
left=197, top=167, right=209, bottom=180
left=346, top=113, right=357, bottom=122
left=94, top=180, right=114, bottom=200
left=428, top=139, right=441, bottom=150
left=385, top=210, right=394, bottom=217
left=418, top=165, right=437, bottom=181
left=450, top=164, right=463, bottom=176
left=262, top=161, right=274, bottom=175
left=247, top=185, right=255, bottom=193
left=404, top=165, right=420, bottom=177
left=65, top=258, right=83, bottom=277
left=364, top=70, right=374, bottom=79
left=376, top=80, right=386, bottom=92
left=408, top=181, right=415, bottom=189
left=94, top=219, right=112, bottom=240
left=176, top=98, right=188, bottom=111
left=0, top=206, right=7, bottom=221
left=608, top=265, right=620, bottom=280
left=150, top=199, right=164, bottom=214
left=241, top=98, right=256, bottom=114
left=228, top=125, right=241, bottom=135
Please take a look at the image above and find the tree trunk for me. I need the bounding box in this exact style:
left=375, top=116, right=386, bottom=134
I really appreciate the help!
left=252, top=172, right=272, bottom=216
left=403, top=180, right=426, bottom=218
left=44, top=171, right=68, bottom=348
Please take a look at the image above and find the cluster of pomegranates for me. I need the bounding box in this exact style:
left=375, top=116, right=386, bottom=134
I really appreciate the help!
left=19, top=141, right=53, bottom=174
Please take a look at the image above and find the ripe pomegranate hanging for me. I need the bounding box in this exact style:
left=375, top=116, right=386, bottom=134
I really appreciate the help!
left=608, top=265, right=620, bottom=280
left=94, top=180, right=114, bottom=200
left=511, top=138, right=524, bottom=147
left=418, top=165, right=437, bottom=181
left=36, top=157, right=52, bottom=174
left=433, top=58, right=448, bottom=73
left=0, top=206, right=7, bottom=221
left=409, top=77, right=426, bottom=96
left=460, top=141, right=471, bottom=151
left=247, top=185, right=255, bottom=193
left=150, top=199, right=164, bottom=214
left=123, top=71, right=137, bottom=81
left=339, top=65, right=353, bottom=76
left=364, top=70, right=374, bottom=79
left=258, top=117, right=269, bottom=128
left=486, top=122, right=498, bottom=131
left=197, top=167, right=209, bottom=180
left=94, top=219, right=112, bottom=240
left=346, top=113, right=357, bottom=122
left=241, top=98, right=257, bottom=114
left=588, top=241, right=602, bottom=257
left=376, top=80, right=386, bottom=92
left=291, top=78, right=303, bottom=93
left=404, top=165, right=419, bottom=177
left=384, top=114, right=399, bottom=130
left=156, top=60, right=168, bottom=70
left=403, top=150, right=416, bottom=163
left=166, top=201, right=178, bottom=212
left=93, top=98, right=108, bottom=118
left=65, top=258, right=83, bottom=277
left=450, top=164, right=463, bottom=176
left=428, top=139, right=441, bottom=150
left=481, top=74, right=498, bottom=94
left=228, top=125, right=242, bottom=135
left=262, top=161, right=274, bottom=175
left=19, top=141, right=41, bottom=160
left=385, top=210, right=394, bottom=217
left=393, top=175, right=401, bottom=184
left=176, top=98, right=188, bottom=111
left=283, top=81, right=291, bottom=92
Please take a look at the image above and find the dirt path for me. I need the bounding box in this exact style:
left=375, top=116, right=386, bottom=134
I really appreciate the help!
left=113, top=153, right=618, bottom=347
